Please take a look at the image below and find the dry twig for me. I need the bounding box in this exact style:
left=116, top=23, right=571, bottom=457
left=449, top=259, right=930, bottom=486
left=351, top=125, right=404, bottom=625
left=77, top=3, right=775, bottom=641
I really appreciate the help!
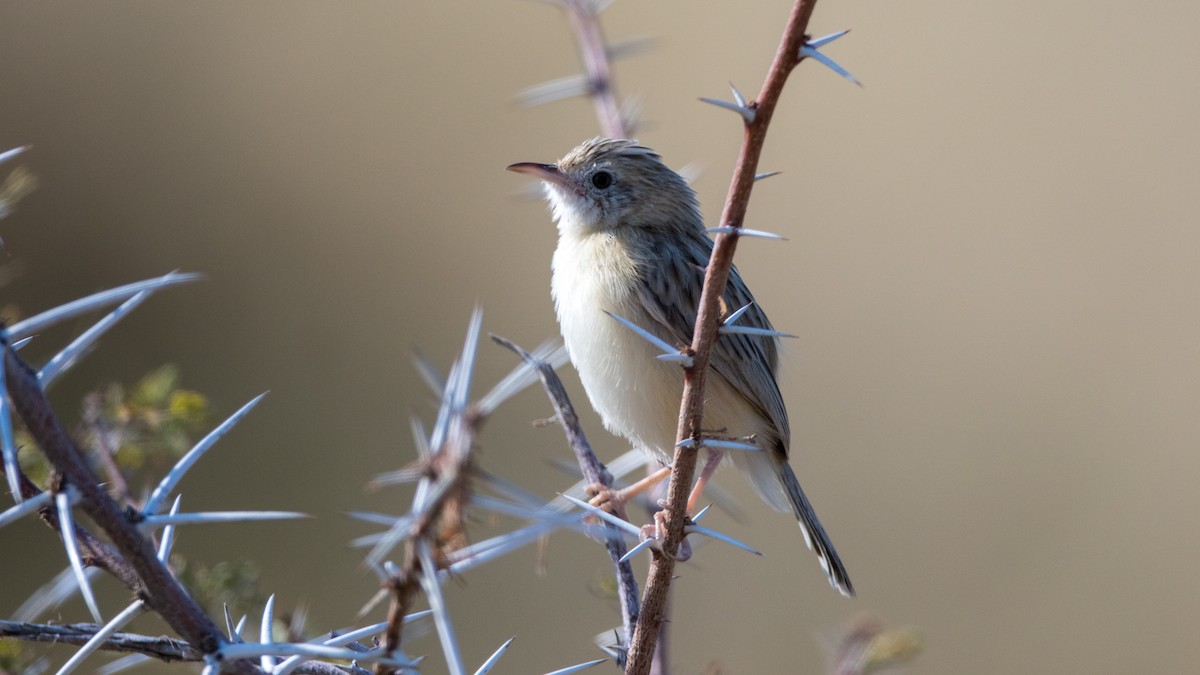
left=492, top=335, right=640, bottom=662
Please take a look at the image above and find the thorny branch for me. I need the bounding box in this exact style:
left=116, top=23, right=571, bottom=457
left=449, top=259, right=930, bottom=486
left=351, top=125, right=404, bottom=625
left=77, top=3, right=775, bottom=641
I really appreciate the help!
left=492, top=335, right=640, bottom=662
left=0, top=446, right=142, bottom=590
left=625, top=1, right=825, bottom=672
left=561, top=0, right=629, bottom=139
left=0, top=620, right=201, bottom=662
left=374, top=313, right=485, bottom=675
left=375, top=446, right=472, bottom=675
left=2, top=345, right=254, bottom=674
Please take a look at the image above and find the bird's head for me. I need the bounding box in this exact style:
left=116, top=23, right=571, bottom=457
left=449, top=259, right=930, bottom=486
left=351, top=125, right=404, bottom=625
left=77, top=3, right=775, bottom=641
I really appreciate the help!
left=508, top=137, right=700, bottom=236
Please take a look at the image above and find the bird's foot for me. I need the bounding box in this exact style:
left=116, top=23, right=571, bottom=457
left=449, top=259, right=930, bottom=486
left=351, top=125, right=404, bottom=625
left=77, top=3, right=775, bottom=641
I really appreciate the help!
left=586, top=465, right=672, bottom=518
left=634, top=500, right=694, bottom=562
left=586, top=483, right=628, bottom=520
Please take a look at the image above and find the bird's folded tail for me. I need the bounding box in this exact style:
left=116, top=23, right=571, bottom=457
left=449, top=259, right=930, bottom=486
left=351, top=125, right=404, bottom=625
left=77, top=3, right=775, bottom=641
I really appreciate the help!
left=779, top=461, right=855, bottom=597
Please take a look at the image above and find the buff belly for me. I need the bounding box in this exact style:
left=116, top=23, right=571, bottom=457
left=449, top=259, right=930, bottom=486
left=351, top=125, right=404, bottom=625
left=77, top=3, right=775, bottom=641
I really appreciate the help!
left=551, top=232, right=790, bottom=512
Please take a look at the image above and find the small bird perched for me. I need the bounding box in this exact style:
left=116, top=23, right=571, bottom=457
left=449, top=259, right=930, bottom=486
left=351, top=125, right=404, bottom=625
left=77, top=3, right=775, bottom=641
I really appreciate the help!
left=508, top=137, right=853, bottom=597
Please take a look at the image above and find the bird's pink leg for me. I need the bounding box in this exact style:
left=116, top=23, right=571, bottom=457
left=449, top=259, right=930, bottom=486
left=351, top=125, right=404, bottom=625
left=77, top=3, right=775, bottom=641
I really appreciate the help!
left=590, top=465, right=672, bottom=516
left=686, top=449, right=726, bottom=514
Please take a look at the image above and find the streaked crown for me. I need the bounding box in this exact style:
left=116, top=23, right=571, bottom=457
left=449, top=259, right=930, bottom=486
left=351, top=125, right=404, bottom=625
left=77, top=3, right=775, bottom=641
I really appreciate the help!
left=524, top=138, right=702, bottom=235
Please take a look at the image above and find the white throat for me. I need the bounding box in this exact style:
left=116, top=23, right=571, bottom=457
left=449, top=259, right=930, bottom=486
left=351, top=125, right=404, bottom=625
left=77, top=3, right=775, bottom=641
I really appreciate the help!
left=545, top=183, right=603, bottom=237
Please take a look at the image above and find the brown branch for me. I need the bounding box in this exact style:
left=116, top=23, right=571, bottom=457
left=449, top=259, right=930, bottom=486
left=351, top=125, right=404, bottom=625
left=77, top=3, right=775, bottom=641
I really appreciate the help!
left=2, top=346, right=255, bottom=674
left=376, top=568, right=420, bottom=675
left=624, top=1, right=821, bottom=672
left=34, top=485, right=143, bottom=592
left=492, top=335, right=640, bottom=661
left=561, top=0, right=629, bottom=139
left=0, top=620, right=201, bottom=661
left=0, top=621, right=369, bottom=674
left=376, top=363, right=480, bottom=673
left=0, top=412, right=146, bottom=593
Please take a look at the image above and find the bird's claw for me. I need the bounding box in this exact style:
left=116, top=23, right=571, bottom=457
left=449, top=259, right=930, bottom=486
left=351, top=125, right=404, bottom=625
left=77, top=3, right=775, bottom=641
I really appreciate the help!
left=586, top=483, right=628, bottom=519
left=634, top=502, right=693, bottom=562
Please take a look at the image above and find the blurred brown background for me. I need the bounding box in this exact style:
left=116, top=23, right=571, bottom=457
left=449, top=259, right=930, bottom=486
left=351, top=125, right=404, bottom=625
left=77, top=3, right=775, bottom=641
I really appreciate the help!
left=2, top=1, right=1199, bottom=673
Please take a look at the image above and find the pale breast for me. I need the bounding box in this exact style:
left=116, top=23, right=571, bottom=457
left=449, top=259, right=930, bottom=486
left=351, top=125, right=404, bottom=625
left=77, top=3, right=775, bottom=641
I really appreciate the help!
left=550, top=231, right=775, bottom=465
left=551, top=232, right=686, bottom=460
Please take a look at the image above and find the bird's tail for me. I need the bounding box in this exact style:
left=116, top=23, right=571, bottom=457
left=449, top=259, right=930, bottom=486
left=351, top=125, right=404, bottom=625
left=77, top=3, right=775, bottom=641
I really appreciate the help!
left=779, top=461, right=855, bottom=597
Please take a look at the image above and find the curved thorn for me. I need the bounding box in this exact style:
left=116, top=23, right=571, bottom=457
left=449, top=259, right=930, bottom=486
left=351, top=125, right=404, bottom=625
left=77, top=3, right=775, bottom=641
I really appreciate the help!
left=516, top=74, right=593, bottom=107
left=654, top=353, right=694, bottom=367
left=720, top=325, right=797, bottom=339
left=260, top=594, right=276, bottom=671
left=729, top=82, right=747, bottom=108
left=545, top=658, right=608, bottom=674
left=7, top=272, right=204, bottom=341
left=38, top=291, right=150, bottom=388
left=55, top=600, right=146, bottom=675
left=0, top=353, right=21, bottom=504
left=56, top=490, right=103, bottom=623
left=474, top=637, right=516, bottom=675
left=808, top=29, right=851, bottom=49
left=722, top=302, right=755, bottom=326
left=156, top=495, right=182, bottom=562
left=706, top=226, right=788, bottom=240
left=0, top=146, right=30, bottom=165
left=559, top=493, right=641, bottom=536
left=618, top=537, right=656, bottom=564
left=799, top=45, right=862, bottom=87
left=709, top=438, right=761, bottom=452
left=603, top=311, right=678, bottom=357
left=224, top=604, right=238, bottom=642
left=144, top=392, right=268, bottom=515
left=686, top=523, right=763, bottom=556
left=418, top=542, right=466, bottom=675
left=0, top=491, right=51, bottom=529
left=698, top=97, right=755, bottom=123
left=142, top=510, right=309, bottom=527
left=607, top=36, right=659, bottom=61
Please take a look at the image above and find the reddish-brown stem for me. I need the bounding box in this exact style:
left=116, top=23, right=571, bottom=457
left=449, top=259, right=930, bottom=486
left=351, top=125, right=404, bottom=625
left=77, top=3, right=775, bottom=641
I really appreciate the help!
left=624, top=1, right=819, bottom=672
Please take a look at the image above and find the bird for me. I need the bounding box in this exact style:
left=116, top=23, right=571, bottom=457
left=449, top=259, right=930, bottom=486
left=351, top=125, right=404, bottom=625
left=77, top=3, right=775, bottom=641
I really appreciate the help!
left=508, top=137, right=854, bottom=597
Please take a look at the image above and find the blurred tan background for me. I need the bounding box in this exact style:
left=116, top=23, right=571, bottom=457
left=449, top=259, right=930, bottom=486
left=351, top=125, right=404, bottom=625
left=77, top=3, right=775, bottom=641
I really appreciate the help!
left=2, top=1, right=1199, bottom=673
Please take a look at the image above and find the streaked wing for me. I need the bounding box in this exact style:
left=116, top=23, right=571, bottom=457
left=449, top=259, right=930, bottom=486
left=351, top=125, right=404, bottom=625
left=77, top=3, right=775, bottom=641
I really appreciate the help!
left=633, top=227, right=791, bottom=453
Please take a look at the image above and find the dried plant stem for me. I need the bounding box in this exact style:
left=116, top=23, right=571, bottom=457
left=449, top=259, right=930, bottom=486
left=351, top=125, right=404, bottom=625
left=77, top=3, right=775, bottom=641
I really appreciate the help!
left=493, top=335, right=640, bottom=658
left=376, top=564, right=420, bottom=675
left=0, top=620, right=202, bottom=661
left=562, top=0, right=629, bottom=139
left=376, top=362, right=479, bottom=674
left=625, top=1, right=821, bottom=672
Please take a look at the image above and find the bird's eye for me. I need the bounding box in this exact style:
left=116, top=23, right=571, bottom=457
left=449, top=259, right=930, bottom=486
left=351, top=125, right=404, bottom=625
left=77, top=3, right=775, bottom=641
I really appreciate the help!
left=591, top=171, right=613, bottom=189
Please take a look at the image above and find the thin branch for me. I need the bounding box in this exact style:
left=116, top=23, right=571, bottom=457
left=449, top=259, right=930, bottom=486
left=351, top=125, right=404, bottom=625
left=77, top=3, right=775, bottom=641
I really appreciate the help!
left=374, top=309, right=485, bottom=675
left=2, top=429, right=144, bottom=593
left=492, top=334, right=640, bottom=658
left=0, top=621, right=201, bottom=662
left=624, top=1, right=823, bottom=672
left=561, top=0, right=629, bottom=138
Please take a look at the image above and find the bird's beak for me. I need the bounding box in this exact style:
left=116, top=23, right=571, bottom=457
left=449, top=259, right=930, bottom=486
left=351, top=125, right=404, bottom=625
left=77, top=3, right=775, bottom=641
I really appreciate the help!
left=506, top=162, right=573, bottom=190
